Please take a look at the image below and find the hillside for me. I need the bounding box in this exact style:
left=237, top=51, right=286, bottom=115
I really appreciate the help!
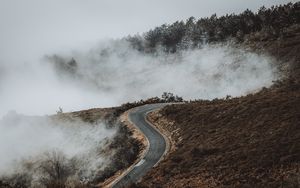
left=0, top=107, right=144, bottom=188
left=1, top=2, right=299, bottom=188
left=135, top=24, right=300, bottom=188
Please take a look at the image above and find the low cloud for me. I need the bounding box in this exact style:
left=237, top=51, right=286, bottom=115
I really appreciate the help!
left=0, top=40, right=278, bottom=117
left=47, top=40, right=278, bottom=105
left=0, top=111, right=115, bottom=186
left=0, top=39, right=278, bottom=185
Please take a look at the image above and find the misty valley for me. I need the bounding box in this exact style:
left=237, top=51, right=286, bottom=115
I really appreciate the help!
left=0, top=1, right=299, bottom=188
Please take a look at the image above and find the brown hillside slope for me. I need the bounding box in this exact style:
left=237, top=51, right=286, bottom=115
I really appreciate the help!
left=136, top=27, right=300, bottom=188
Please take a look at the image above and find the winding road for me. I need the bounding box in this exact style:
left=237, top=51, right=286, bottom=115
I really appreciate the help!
left=112, top=103, right=169, bottom=188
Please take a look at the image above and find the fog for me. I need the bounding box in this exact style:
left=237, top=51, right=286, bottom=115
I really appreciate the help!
left=0, top=111, right=115, bottom=185
left=51, top=40, right=278, bottom=100
left=0, top=0, right=289, bottom=116
left=0, top=39, right=279, bottom=187
left=0, top=0, right=292, bottom=64
left=0, top=41, right=278, bottom=117
left=0, top=0, right=288, bottom=185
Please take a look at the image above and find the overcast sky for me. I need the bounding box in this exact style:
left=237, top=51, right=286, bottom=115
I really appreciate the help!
left=0, top=0, right=294, bottom=63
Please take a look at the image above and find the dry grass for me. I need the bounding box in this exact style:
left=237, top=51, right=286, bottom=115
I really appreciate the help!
left=136, top=25, right=300, bottom=188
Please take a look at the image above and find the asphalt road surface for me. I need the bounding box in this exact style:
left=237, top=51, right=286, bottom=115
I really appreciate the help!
left=112, top=103, right=168, bottom=188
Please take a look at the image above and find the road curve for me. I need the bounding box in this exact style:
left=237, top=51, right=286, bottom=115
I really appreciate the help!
left=112, top=103, right=169, bottom=188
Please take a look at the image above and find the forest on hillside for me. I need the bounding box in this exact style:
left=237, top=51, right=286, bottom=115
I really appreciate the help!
left=49, top=2, right=300, bottom=75
left=46, top=3, right=300, bottom=101
left=127, top=2, right=300, bottom=52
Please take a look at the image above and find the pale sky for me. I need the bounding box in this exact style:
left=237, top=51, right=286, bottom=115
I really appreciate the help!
left=0, top=0, right=295, bottom=63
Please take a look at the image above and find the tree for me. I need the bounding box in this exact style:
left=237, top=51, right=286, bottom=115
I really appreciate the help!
left=38, top=151, right=75, bottom=188
left=161, top=92, right=183, bottom=102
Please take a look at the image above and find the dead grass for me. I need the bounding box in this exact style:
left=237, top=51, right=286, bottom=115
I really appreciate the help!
left=136, top=25, right=300, bottom=188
